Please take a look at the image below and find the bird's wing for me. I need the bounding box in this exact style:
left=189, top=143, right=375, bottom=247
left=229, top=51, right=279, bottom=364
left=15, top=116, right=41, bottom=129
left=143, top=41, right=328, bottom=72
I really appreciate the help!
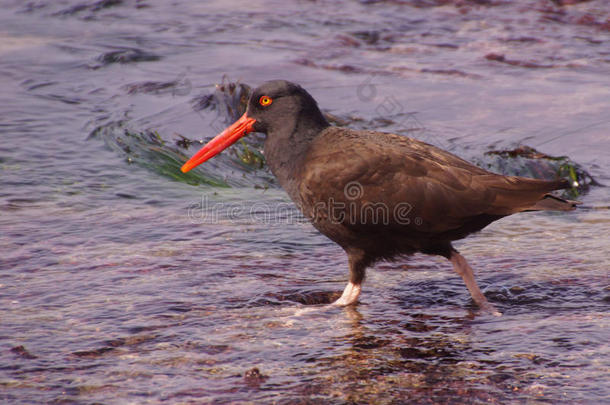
left=298, top=128, right=565, bottom=234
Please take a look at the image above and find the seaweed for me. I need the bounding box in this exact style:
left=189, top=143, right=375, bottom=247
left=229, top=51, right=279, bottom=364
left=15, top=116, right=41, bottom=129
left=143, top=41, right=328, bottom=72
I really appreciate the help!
left=484, top=145, right=598, bottom=197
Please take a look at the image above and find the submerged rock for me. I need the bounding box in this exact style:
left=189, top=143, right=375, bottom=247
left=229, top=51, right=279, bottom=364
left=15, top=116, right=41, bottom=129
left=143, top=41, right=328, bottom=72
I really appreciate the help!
left=54, top=0, right=123, bottom=16
left=96, top=48, right=160, bottom=66
left=10, top=345, right=37, bottom=359
left=483, top=145, right=597, bottom=197
left=244, top=367, right=268, bottom=387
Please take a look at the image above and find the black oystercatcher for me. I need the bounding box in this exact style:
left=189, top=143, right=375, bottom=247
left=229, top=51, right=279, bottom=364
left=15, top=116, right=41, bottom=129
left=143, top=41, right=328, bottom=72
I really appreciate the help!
left=181, top=80, right=578, bottom=316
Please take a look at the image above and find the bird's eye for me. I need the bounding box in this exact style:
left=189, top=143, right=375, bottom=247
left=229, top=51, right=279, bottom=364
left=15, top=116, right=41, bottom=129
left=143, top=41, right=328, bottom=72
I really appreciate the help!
left=259, top=96, right=273, bottom=106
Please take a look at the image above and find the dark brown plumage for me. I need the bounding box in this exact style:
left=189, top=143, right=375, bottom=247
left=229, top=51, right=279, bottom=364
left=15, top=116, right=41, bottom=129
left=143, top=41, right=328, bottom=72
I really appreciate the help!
left=182, top=80, right=578, bottom=316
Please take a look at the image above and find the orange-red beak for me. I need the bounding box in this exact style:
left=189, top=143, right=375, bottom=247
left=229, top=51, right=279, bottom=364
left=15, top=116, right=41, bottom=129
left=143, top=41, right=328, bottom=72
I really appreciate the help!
left=181, top=112, right=257, bottom=173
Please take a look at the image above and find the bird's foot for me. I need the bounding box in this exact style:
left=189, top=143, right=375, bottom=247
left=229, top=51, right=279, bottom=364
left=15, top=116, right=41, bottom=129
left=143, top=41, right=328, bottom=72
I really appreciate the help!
left=479, top=301, right=502, bottom=317
left=333, top=282, right=361, bottom=306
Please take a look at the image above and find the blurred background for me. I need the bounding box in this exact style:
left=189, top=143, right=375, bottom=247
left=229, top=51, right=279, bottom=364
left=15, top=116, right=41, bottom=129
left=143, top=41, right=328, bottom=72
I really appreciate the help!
left=1, top=1, right=608, bottom=403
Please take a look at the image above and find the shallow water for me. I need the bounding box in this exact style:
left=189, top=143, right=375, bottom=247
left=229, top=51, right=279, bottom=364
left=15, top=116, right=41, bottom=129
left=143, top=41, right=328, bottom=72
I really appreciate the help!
left=1, top=1, right=609, bottom=404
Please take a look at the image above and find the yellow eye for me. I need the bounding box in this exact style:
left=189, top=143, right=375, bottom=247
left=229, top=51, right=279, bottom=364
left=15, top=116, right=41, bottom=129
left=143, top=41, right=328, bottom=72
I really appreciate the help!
left=259, top=96, right=273, bottom=106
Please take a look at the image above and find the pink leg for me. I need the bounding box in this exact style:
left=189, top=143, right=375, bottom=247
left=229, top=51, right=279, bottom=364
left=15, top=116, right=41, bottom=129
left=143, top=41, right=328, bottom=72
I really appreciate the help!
left=450, top=251, right=502, bottom=316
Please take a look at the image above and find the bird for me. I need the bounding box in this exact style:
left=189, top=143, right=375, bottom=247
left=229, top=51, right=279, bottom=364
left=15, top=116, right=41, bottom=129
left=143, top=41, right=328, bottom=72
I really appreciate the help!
left=181, top=80, right=578, bottom=316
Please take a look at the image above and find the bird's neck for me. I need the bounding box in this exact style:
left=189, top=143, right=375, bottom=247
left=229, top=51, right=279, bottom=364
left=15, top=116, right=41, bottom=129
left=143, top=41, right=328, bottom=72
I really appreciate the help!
left=264, top=113, right=329, bottom=200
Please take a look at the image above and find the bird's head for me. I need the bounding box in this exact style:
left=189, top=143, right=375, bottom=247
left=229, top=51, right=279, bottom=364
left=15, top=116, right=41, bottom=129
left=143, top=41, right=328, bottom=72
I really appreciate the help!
left=181, top=80, right=325, bottom=173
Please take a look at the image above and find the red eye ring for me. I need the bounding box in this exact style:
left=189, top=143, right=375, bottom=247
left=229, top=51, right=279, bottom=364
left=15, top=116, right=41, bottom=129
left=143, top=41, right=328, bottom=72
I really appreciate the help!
left=259, top=96, right=273, bottom=106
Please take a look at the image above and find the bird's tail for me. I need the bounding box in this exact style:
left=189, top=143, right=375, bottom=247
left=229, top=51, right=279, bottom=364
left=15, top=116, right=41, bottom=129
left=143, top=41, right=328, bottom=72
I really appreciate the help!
left=526, top=193, right=580, bottom=211
left=487, top=177, right=581, bottom=214
left=524, top=179, right=580, bottom=211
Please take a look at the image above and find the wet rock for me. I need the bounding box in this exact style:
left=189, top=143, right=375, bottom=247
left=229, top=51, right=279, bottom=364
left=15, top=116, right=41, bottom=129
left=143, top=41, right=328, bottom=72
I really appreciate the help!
left=482, top=145, right=598, bottom=197
left=514, top=353, right=547, bottom=364
left=191, top=80, right=252, bottom=124
left=420, top=68, right=480, bottom=78
left=485, top=52, right=554, bottom=69
left=504, top=36, right=542, bottom=43
left=54, top=0, right=123, bottom=16
left=72, top=335, right=156, bottom=358
left=73, top=347, right=116, bottom=358
left=244, top=367, right=268, bottom=386
left=488, top=372, right=512, bottom=383
left=399, top=346, right=455, bottom=359
left=293, top=58, right=366, bottom=74
left=334, top=34, right=362, bottom=47
left=104, top=334, right=156, bottom=347
left=10, top=345, right=37, bottom=359
left=486, top=146, right=556, bottom=160
left=122, top=77, right=192, bottom=96
left=352, top=336, right=392, bottom=350
left=551, top=0, right=594, bottom=5
left=403, top=321, right=438, bottom=333
left=509, top=286, right=525, bottom=294
left=351, top=30, right=381, bottom=45
left=260, top=290, right=337, bottom=305
left=96, top=48, right=160, bottom=65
